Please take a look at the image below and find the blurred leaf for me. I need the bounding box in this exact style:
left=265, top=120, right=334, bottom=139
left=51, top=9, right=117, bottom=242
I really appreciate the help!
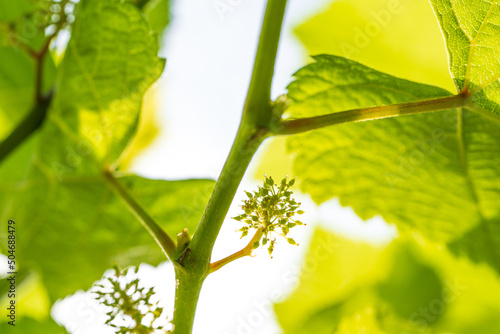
left=0, top=0, right=71, bottom=51
left=275, top=228, right=500, bottom=334
left=376, top=243, right=443, bottom=321
left=294, top=0, right=454, bottom=91
left=333, top=306, right=385, bottom=334
left=143, top=0, right=171, bottom=38
left=0, top=316, right=68, bottom=333
left=0, top=47, right=33, bottom=139
left=0, top=47, right=56, bottom=140
left=0, top=0, right=34, bottom=22
left=431, top=0, right=500, bottom=112
left=0, top=271, right=51, bottom=322
left=0, top=0, right=211, bottom=304
left=297, top=303, right=343, bottom=333
left=0, top=139, right=214, bottom=301
left=274, top=228, right=384, bottom=333
left=414, top=239, right=500, bottom=334
left=286, top=55, right=500, bottom=272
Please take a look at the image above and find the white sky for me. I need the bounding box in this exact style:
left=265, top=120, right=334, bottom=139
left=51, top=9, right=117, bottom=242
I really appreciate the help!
left=46, top=0, right=397, bottom=333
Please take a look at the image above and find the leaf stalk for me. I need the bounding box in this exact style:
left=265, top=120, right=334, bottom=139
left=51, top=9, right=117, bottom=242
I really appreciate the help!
left=275, top=94, right=470, bottom=135
left=0, top=95, right=52, bottom=164
left=0, top=31, right=58, bottom=165
left=103, top=170, right=177, bottom=260
left=274, top=94, right=470, bottom=135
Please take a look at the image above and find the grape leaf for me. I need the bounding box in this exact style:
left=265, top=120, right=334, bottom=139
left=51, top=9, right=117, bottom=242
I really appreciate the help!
left=286, top=55, right=500, bottom=271
left=274, top=228, right=384, bottom=333
left=0, top=137, right=215, bottom=301
left=254, top=0, right=455, bottom=182
left=375, top=244, right=443, bottom=321
left=431, top=0, right=500, bottom=112
left=274, top=228, right=445, bottom=334
left=275, top=228, right=500, bottom=334
left=117, top=0, right=172, bottom=168
left=2, top=171, right=214, bottom=301
left=0, top=47, right=33, bottom=140
left=0, top=0, right=214, bottom=302
left=143, top=0, right=171, bottom=37
left=0, top=316, right=68, bottom=333
left=0, top=46, right=56, bottom=140
left=39, top=0, right=164, bottom=169
left=117, top=87, right=161, bottom=169
left=428, top=0, right=500, bottom=269
left=0, top=270, right=51, bottom=321
left=0, top=0, right=34, bottom=22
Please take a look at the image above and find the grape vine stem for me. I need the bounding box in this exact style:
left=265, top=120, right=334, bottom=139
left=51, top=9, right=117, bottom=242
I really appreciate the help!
left=209, top=227, right=265, bottom=274
left=170, top=0, right=287, bottom=332
left=0, top=32, right=57, bottom=165
left=155, top=1, right=476, bottom=333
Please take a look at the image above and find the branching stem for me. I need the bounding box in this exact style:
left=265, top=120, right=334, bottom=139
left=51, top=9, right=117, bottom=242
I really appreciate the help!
left=0, top=31, right=58, bottom=165
left=171, top=1, right=287, bottom=332
left=34, top=32, right=57, bottom=102
left=0, top=95, right=52, bottom=164
left=209, top=227, right=264, bottom=274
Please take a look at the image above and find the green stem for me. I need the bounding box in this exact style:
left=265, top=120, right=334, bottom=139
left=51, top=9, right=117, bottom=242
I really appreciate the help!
left=243, top=0, right=288, bottom=127
left=170, top=123, right=268, bottom=334
left=103, top=170, right=177, bottom=260
left=0, top=31, right=57, bottom=165
left=275, top=94, right=469, bottom=135
left=189, top=125, right=268, bottom=266
left=0, top=96, right=52, bottom=164
left=189, top=0, right=286, bottom=265
left=171, top=267, right=204, bottom=334
left=209, top=227, right=264, bottom=274
left=170, top=1, right=287, bottom=332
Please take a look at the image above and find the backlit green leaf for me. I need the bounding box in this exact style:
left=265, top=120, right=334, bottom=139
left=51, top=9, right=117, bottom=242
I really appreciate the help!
left=0, top=316, right=68, bottom=333
left=0, top=0, right=34, bottom=22
left=286, top=55, right=500, bottom=272
left=0, top=0, right=212, bottom=303
left=0, top=46, right=56, bottom=140
left=143, top=0, right=171, bottom=38
left=40, top=0, right=164, bottom=168
left=274, top=228, right=384, bottom=333
left=431, top=0, right=500, bottom=112
left=0, top=140, right=214, bottom=300
left=275, top=228, right=500, bottom=333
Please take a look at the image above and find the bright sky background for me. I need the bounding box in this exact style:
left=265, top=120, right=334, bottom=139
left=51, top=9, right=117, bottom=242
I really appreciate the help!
left=35, top=0, right=396, bottom=333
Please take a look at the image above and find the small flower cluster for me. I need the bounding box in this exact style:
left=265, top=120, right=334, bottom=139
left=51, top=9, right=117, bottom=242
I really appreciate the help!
left=94, top=265, right=169, bottom=334
left=233, top=176, right=305, bottom=257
